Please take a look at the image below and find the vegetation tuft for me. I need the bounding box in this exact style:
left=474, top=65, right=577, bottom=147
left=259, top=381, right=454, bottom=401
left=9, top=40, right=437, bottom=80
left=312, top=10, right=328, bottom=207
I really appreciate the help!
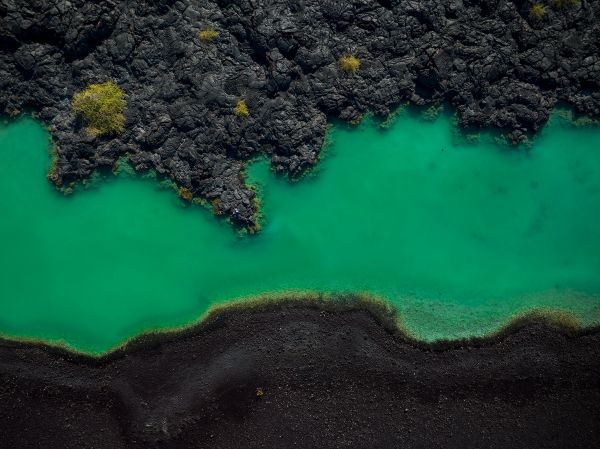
left=529, top=3, right=547, bottom=19
left=339, top=55, right=361, bottom=73
left=198, top=26, right=219, bottom=43
left=234, top=99, right=250, bottom=117
left=72, top=81, right=126, bottom=137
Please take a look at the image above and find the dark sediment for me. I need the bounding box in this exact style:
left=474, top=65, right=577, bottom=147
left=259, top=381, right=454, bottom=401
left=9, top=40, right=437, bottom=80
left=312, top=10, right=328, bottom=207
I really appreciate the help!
left=2, top=0, right=600, bottom=228
left=1, top=302, right=599, bottom=449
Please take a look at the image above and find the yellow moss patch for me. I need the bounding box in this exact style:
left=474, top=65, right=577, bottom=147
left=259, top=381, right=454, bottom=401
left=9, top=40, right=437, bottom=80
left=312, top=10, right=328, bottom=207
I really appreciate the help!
left=234, top=99, right=250, bottom=117
left=339, top=55, right=361, bottom=73
left=72, top=81, right=126, bottom=137
left=198, top=26, right=219, bottom=43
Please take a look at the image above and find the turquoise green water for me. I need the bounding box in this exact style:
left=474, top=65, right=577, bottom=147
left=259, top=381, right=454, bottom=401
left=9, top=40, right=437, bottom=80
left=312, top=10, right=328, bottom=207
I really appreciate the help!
left=1, top=110, right=599, bottom=353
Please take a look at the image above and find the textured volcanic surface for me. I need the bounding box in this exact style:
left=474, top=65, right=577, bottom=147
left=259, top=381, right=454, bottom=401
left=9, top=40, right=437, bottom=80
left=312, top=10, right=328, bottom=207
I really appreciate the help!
left=1, top=304, right=599, bottom=449
left=2, top=0, right=600, bottom=227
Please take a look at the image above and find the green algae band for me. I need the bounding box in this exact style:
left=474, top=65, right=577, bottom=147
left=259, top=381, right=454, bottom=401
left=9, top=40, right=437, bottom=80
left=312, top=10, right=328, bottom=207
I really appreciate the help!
left=0, top=112, right=599, bottom=353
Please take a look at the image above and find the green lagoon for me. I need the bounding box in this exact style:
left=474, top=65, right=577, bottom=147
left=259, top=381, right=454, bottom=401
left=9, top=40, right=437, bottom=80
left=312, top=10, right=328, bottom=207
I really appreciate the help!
left=1, top=110, right=599, bottom=353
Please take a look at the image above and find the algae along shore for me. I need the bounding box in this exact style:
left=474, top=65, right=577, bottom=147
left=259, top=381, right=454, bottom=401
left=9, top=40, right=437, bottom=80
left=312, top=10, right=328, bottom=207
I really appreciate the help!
left=1, top=111, right=600, bottom=352
left=2, top=0, right=600, bottom=446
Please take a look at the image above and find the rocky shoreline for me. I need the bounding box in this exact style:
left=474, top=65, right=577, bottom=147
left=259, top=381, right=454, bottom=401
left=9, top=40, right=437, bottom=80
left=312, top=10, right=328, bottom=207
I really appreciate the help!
left=0, top=301, right=599, bottom=448
left=2, top=0, right=600, bottom=228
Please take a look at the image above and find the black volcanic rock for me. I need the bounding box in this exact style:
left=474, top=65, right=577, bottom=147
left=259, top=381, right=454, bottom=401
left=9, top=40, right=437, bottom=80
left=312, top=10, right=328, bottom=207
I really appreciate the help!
left=1, top=0, right=599, bottom=227
left=0, top=305, right=599, bottom=448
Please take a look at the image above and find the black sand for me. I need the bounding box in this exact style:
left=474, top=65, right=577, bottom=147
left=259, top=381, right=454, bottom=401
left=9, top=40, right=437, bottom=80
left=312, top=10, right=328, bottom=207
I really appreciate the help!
left=1, top=302, right=599, bottom=449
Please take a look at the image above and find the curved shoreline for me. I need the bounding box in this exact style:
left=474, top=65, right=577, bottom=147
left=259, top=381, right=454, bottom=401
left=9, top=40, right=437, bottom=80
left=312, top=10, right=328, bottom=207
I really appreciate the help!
left=2, top=0, right=599, bottom=228
left=6, top=104, right=597, bottom=229
left=1, top=291, right=597, bottom=359
left=2, top=114, right=599, bottom=356
left=1, top=296, right=599, bottom=448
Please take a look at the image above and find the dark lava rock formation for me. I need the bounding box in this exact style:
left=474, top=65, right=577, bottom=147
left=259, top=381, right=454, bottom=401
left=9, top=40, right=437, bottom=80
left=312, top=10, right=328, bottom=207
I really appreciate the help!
left=2, top=0, right=600, bottom=227
left=1, top=304, right=599, bottom=449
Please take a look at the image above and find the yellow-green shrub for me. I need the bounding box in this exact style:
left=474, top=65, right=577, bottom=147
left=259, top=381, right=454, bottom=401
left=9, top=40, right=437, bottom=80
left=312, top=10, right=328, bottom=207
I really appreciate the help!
left=72, top=81, right=126, bottom=136
left=529, top=3, right=546, bottom=19
left=234, top=99, right=250, bottom=117
left=198, top=27, right=219, bottom=42
left=339, top=55, right=361, bottom=73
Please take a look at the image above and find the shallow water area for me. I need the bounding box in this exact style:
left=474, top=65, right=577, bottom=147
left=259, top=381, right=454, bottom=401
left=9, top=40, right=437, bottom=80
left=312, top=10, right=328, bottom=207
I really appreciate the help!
left=0, top=110, right=599, bottom=352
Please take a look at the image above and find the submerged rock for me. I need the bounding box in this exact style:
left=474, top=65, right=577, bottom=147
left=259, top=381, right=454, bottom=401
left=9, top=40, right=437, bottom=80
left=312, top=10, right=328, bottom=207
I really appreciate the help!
left=1, top=0, right=599, bottom=227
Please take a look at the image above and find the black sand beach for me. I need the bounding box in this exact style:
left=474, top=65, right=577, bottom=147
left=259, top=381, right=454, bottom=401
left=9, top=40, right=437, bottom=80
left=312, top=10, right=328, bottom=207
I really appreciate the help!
left=1, top=302, right=599, bottom=449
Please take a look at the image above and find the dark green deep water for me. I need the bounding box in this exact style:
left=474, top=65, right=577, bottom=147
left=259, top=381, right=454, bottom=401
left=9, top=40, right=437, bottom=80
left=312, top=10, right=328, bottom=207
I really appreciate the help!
left=1, top=110, right=599, bottom=353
